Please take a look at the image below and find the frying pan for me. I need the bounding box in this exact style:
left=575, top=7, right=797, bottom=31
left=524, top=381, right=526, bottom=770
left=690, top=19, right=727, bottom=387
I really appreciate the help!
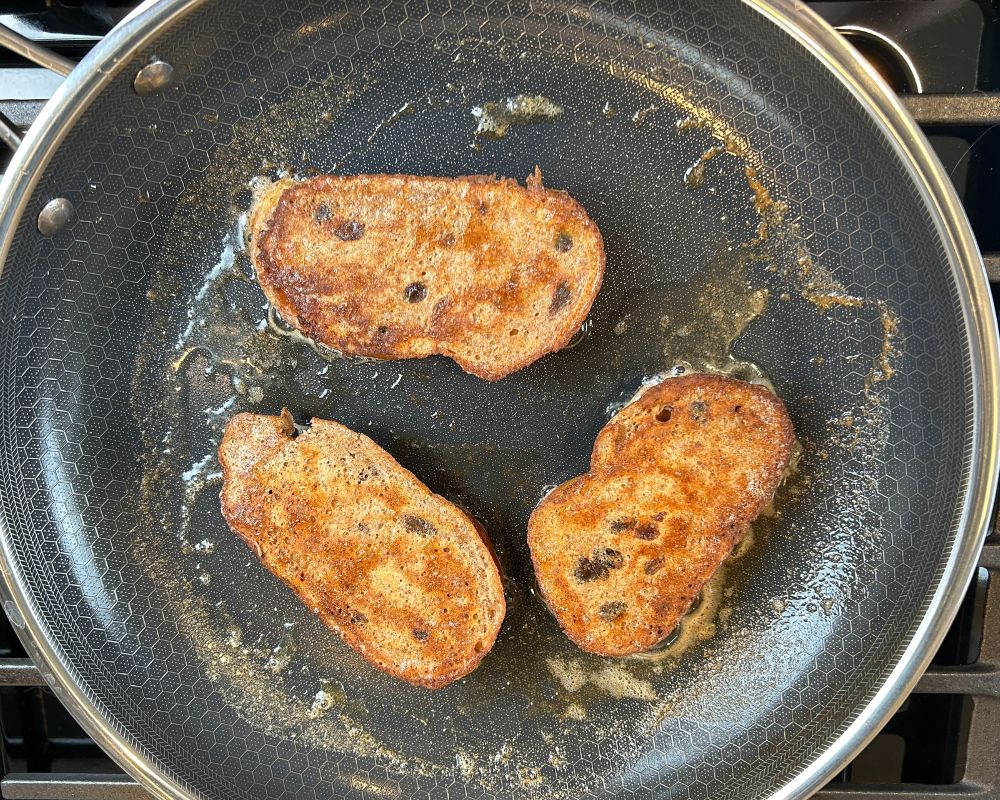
left=0, top=1, right=996, bottom=799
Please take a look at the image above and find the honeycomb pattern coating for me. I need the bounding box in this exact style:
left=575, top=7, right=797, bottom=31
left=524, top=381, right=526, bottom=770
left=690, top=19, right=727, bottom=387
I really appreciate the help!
left=0, top=1, right=975, bottom=799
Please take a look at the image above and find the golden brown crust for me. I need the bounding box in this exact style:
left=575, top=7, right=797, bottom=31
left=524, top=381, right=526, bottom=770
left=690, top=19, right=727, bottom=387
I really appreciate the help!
left=527, top=374, right=795, bottom=656
left=218, top=412, right=506, bottom=688
left=249, top=172, right=605, bottom=381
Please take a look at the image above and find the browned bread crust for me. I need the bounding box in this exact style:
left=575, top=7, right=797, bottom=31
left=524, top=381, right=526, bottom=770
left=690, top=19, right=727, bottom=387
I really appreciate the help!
left=249, top=170, right=604, bottom=380
left=219, top=410, right=506, bottom=688
left=527, top=374, right=795, bottom=656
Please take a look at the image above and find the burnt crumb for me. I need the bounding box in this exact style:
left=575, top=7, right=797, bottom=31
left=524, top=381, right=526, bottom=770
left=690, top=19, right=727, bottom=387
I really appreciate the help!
left=442, top=232, right=456, bottom=247
left=332, top=218, right=365, bottom=241
left=357, top=521, right=369, bottom=533
left=402, top=514, right=436, bottom=536
left=634, top=523, right=658, bottom=541
left=314, top=203, right=331, bottom=223
left=373, top=325, right=390, bottom=341
left=478, top=201, right=488, bottom=215
left=555, top=231, right=573, bottom=252
left=690, top=399, right=709, bottom=421
left=549, top=282, right=572, bottom=315
left=412, top=628, right=429, bottom=642
left=349, top=611, right=368, bottom=625
left=599, top=601, right=627, bottom=621
left=644, top=557, right=665, bottom=575
left=405, top=282, right=427, bottom=303
left=574, top=548, right=624, bottom=582
left=653, top=512, right=666, bottom=522
left=610, top=518, right=636, bottom=532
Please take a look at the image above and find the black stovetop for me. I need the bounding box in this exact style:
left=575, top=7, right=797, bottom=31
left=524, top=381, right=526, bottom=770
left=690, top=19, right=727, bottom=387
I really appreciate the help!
left=0, top=2, right=998, bottom=799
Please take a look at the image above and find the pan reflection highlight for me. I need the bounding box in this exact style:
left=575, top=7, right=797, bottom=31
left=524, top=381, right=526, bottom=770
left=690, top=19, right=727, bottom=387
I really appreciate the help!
left=37, top=397, right=123, bottom=640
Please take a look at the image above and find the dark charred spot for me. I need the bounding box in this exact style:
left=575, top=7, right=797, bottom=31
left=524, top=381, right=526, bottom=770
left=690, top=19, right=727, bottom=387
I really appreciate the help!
left=412, top=628, right=429, bottom=642
left=610, top=518, right=636, bottom=533
left=555, top=231, right=573, bottom=252
left=656, top=406, right=673, bottom=422
left=350, top=611, right=368, bottom=625
left=733, top=404, right=742, bottom=413
left=599, top=601, right=627, bottom=621
left=357, top=521, right=369, bottom=533
left=332, top=218, right=365, bottom=241
left=403, top=514, right=436, bottom=536
left=478, top=201, right=488, bottom=215
left=635, top=523, right=658, bottom=541
left=442, top=232, right=456, bottom=247
left=644, top=557, right=665, bottom=575
left=373, top=325, right=390, bottom=341
left=405, top=282, right=427, bottom=303
left=549, top=282, right=572, bottom=315
left=690, top=399, right=709, bottom=421
left=314, top=203, right=331, bottom=223
left=573, top=548, right=624, bottom=582
left=653, top=512, right=666, bottom=522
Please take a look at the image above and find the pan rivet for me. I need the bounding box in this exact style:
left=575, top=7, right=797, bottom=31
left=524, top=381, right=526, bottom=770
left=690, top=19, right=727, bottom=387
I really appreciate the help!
left=37, top=198, right=74, bottom=236
left=133, top=59, right=175, bottom=96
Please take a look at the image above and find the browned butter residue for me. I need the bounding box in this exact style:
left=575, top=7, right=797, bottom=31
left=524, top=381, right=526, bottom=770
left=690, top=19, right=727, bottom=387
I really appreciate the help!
left=793, top=251, right=865, bottom=311
left=612, top=62, right=787, bottom=243
left=650, top=239, right=770, bottom=380
left=683, top=144, right=726, bottom=189
left=617, top=61, right=877, bottom=320
left=868, top=300, right=901, bottom=390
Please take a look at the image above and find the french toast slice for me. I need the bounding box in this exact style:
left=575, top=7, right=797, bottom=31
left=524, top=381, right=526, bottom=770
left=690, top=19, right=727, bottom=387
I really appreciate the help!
left=219, top=410, right=505, bottom=688
left=249, top=170, right=604, bottom=380
left=527, top=374, right=794, bottom=656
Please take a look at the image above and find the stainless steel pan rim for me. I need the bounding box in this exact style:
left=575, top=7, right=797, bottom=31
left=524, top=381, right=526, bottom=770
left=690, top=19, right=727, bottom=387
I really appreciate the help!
left=0, top=1, right=996, bottom=799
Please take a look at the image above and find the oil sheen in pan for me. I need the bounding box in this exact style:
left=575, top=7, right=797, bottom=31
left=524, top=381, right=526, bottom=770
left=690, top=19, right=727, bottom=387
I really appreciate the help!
left=130, top=64, right=903, bottom=796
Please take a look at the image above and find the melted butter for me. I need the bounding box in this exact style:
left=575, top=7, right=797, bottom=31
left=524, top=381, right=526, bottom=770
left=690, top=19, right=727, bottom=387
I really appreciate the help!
left=867, top=300, right=901, bottom=390
left=683, top=144, right=726, bottom=189
left=626, top=557, right=729, bottom=664
left=307, top=681, right=346, bottom=719
left=793, top=251, right=864, bottom=311
left=622, top=65, right=903, bottom=394
left=743, top=165, right=788, bottom=242
left=612, top=62, right=788, bottom=242
left=266, top=306, right=386, bottom=364
left=545, top=657, right=657, bottom=701
left=631, top=104, right=658, bottom=126
left=658, top=242, right=770, bottom=371
left=471, top=94, right=564, bottom=144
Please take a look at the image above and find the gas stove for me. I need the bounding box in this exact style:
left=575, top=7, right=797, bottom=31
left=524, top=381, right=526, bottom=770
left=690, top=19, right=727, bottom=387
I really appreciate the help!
left=0, top=2, right=998, bottom=799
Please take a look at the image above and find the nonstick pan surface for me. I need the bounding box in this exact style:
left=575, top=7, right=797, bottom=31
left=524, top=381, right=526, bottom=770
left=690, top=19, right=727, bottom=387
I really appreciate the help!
left=0, top=1, right=996, bottom=799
